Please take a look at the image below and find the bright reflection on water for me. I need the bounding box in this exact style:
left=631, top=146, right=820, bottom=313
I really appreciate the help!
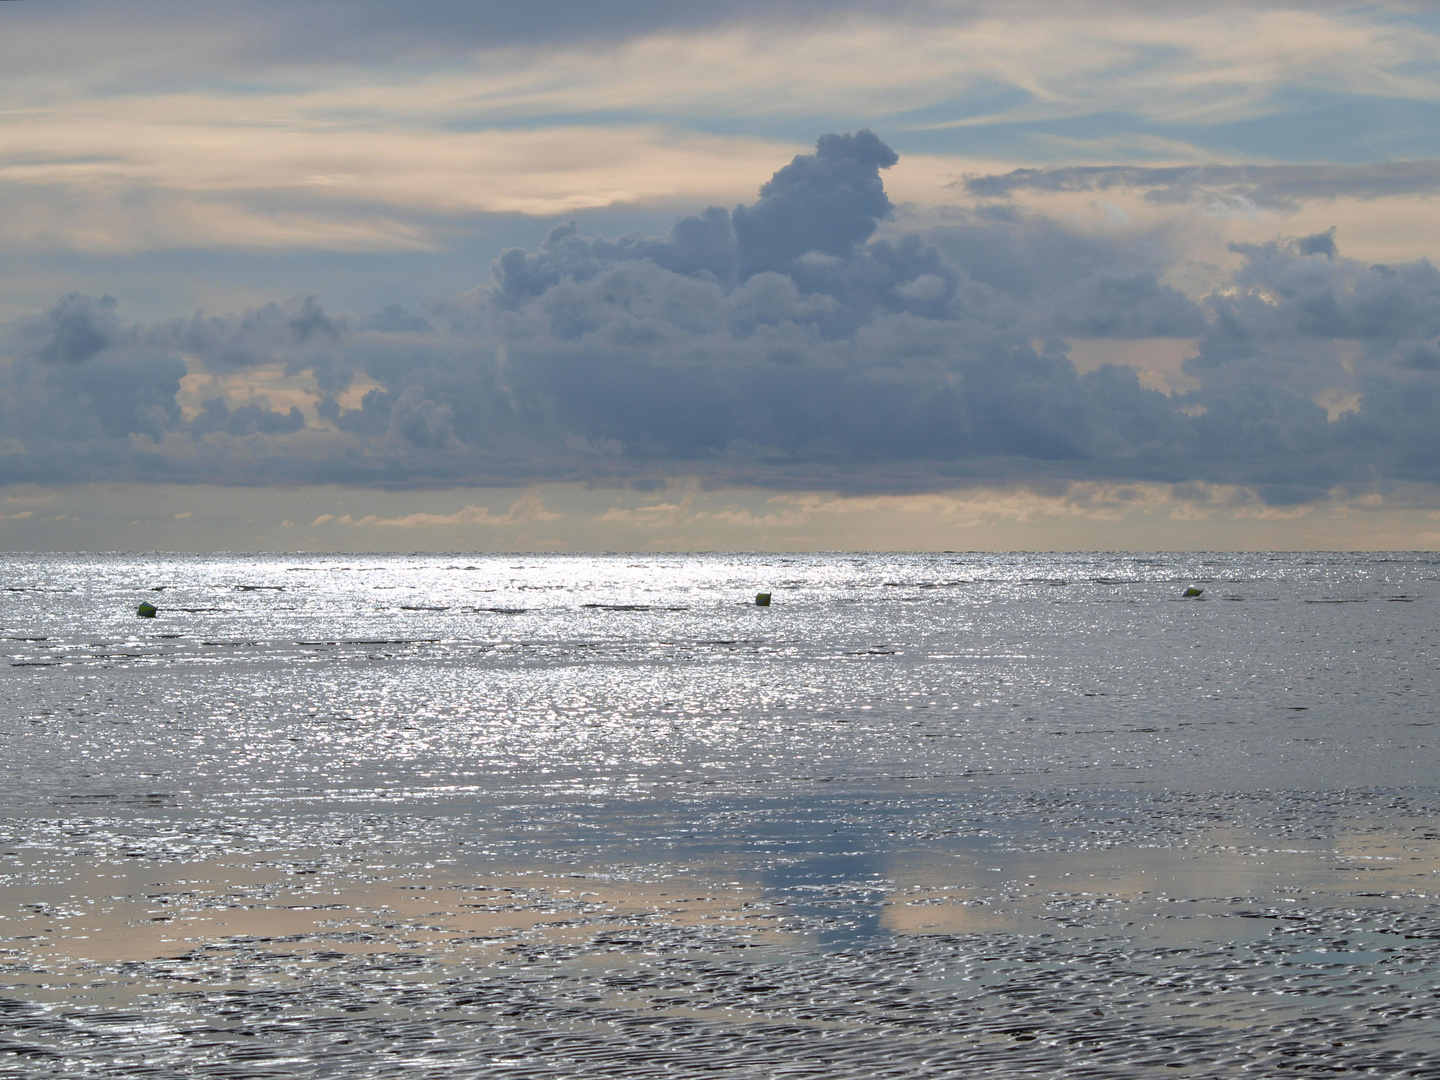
left=0, top=552, right=1437, bottom=1077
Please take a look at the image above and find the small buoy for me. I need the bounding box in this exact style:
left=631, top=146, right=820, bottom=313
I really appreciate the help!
left=136, top=602, right=158, bottom=618
left=1184, top=587, right=1203, bottom=598
left=755, top=593, right=771, bottom=606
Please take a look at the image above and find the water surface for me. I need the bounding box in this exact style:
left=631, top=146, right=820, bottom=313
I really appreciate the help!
left=1, top=552, right=1436, bottom=1076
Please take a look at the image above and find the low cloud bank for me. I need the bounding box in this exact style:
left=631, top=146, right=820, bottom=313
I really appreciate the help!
left=4, top=131, right=1440, bottom=505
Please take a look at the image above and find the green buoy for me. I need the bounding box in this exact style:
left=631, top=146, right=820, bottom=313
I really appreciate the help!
left=755, top=593, right=771, bottom=606
left=136, top=602, right=158, bottom=618
left=1184, top=587, right=1203, bottom=598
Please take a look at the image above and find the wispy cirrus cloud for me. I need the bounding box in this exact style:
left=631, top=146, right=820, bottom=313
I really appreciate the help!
left=966, top=160, right=1440, bottom=209
left=4, top=2, right=1440, bottom=262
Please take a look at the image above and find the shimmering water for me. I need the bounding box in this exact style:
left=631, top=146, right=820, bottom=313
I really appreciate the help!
left=0, top=552, right=1437, bottom=1077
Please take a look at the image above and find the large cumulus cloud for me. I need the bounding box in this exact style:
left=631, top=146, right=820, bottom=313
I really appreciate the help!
left=3, top=130, right=1440, bottom=501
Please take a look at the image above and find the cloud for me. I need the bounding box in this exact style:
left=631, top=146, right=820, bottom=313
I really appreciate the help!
left=13, top=477, right=1440, bottom=552
left=194, top=399, right=306, bottom=437
left=4, top=131, right=1440, bottom=506
left=2, top=0, right=918, bottom=78
left=312, top=492, right=560, bottom=527
left=732, top=130, right=899, bottom=276
left=966, top=161, right=1440, bottom=211
left=16, top=1, right=1433, bottom=130
left=22, top=293, right=123, bottom=364
left=6, top=0, right=1440, bottom=265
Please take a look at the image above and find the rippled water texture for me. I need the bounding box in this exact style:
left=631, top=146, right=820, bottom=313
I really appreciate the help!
left=1, top=552, right=1437, bottom=1077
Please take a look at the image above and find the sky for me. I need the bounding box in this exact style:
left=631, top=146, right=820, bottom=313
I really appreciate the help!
left=6, top=0, right=1440, bottom=550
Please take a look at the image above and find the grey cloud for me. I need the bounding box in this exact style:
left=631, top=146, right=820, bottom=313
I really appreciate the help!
left=493, top=211, right=738, bottom=308
left=0, top=295, right=185, bottom=469
left=8, top=0, right=1355, bottom=71
left=388, top=386, right=460, bottom=450
left=37, top=353, right=185, bottom=441
left=492, top=130, right=902, bottom=306
left=24, top=293, right=123, bottom=365
left=928, top=209, right=1168, bottom=295
left=1178, top=235, right=1440, bottom=491
left=1338, top=376, right=1440, bottom=485
left=152, top=296, right=350, bottom=368
left=966, top=162, right=1440, bottom=210
left=2, top=0, right=935, bottom=80
left=195, top=399, right=306, bottom=437
left=367, top=305, right=432, bottom=334
left=287, top=296, right=340, bottom=343
left=0, top=348, right=187, bottom=488
left=926, top=213, right=1201, bottom=338
left=5, top=132, right=1440, bottom=500
left=1295, top=228, right=1337, bottom=258
left=1045, top=271, right=1206, bottom=339
left=733, top=130, right=898, bottom=277
left=1399, top=342, right=1440, bottom=371
left=1193, top=233, right=1440, bottom=372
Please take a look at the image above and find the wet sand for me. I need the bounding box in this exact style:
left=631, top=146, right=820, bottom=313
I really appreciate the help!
left=2, top=552, right=1438, bottom=1076
left=2, top=786, right=1437, bottom=1078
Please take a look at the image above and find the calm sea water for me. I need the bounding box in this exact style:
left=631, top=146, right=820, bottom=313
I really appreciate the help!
left=0, top=552, right=1437, bottom=1077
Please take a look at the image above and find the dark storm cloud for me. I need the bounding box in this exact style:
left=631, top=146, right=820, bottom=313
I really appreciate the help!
left=966, top=162, right=1440, bottom=210
left=5, top=132, right=1440, bottom=499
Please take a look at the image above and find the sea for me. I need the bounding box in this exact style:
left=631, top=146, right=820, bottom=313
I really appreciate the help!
left=0, top=551, right=1436, bottom=1078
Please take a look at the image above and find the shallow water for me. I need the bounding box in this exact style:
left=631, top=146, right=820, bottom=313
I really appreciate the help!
left=0, top=552, right=1437, bottom=1077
